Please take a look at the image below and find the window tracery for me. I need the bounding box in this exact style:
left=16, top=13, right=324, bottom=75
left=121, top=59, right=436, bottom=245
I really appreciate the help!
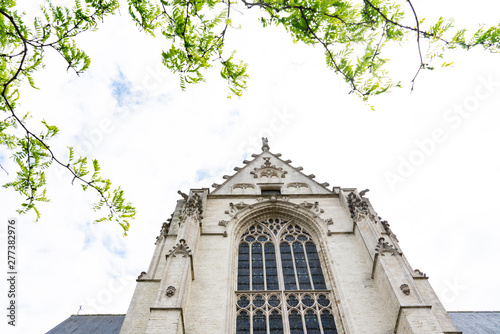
left=236, top=218, right=338, bottom=334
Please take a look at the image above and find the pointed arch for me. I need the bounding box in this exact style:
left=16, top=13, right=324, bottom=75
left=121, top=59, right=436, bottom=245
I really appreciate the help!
left=230, top=200, right=343, bottom=334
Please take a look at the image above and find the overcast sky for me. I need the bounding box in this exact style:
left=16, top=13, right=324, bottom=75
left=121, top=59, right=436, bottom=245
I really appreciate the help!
left=1, top=0, right=499, bottom=332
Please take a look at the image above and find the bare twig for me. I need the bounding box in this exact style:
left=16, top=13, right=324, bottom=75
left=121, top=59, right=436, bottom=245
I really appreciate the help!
left=406, top=0, right=424, bottom=92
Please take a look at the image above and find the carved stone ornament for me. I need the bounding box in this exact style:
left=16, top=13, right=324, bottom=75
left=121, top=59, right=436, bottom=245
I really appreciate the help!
left=413, top=269, right=428, bottom=278
left=300, top=201, right=324, bottom=214
left=324, top=218, right=334, bottom=225
left=155, top=220, right=171, bottom=244
left=167, top=239, right=192, bottom=257
left=177, top=190, right=189, bottom=200
left=375, top=237, right=401, bottom=256
left=181, top=193, right=203, bottom=219
left=225, top=201, right=250, bottom=217
left=287, top=182, right=309, bottom=189
left=346, top=192, right=371, bottom=222
left=262, top=137, right=270, bottom=151
left=212, top=183, right=221, bottom=188
left=166, top=286, right=176, bottom=297
left=233, top=183, right=256, bottom=190
left=320, top=182, right=330, bottom=187
left=381, top=220, right=399, bottom=241
left=218, top=220, right=229, bottom=227
left=400, top=284, right=410, bottom=295
left=137, top=271, right=147, bottom=280
left=250, top=157, right=288, bottom=179
left=359, top=189, right=370, bottom=197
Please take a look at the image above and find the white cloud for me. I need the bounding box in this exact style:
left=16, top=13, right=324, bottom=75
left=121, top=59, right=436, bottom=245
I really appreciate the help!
left=1, top=1, right=500, bottom=332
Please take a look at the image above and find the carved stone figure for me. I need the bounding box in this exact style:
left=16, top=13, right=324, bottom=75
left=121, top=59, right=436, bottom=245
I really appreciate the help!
left=359, top=189, right=370, bottom=197
left=166, top=286, right=176, bottom=297
left=182, top=193, right=203, bottom=218
left=400, top=284, right=410, bottom=295
left=137, top=271, right=147, bottom=280
left=347, top=192, right=370, bottom=222
left=262, top=137, right=270, bottom=151
left=177, top=190, right=189, bottom=200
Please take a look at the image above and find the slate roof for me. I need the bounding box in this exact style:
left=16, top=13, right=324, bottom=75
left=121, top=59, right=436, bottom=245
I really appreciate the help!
left=449, top=311, right=500, bottom=334
left=46, top=314, right=125, bottom=334
left=46, top=311, right=500, bottom=333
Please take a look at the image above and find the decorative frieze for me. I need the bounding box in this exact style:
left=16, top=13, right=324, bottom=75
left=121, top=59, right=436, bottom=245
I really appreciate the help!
left=250, top=157, right=288, bottom=179
left=233, top=183, right=255, bottom=190
left=287, top=182, right=309, bottom=189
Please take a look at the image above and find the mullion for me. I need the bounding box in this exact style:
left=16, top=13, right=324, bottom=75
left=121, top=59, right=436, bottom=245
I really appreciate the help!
left=293, top=242, right=312, bottom=290
left=265, top=242, right=279, bottom=290
left=252, top=242, right=264, bottom=290
left=305, top=242, right=326, bottom=290
left=280, top=242, right=297, bottom=290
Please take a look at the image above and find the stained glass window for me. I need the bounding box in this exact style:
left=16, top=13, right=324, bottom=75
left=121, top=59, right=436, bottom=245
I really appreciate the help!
left=236, top=219, right=338, bottom=333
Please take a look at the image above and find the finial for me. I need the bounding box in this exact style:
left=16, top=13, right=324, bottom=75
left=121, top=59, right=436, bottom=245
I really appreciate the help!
left=261, top=137, right=270, bottom=151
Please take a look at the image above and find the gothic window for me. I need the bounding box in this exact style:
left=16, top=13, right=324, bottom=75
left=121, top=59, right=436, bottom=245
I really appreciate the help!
left=236, top=219, right=338, bottom=334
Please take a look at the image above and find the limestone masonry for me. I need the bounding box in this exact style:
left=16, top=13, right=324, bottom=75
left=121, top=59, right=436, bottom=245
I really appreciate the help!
left=119, top=139, right=461, bottom=334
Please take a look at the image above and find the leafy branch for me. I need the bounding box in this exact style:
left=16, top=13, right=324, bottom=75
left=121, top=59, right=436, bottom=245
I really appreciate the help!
left=1, top=1, right=135, bottom=234
left=127, top=0, right=499, bottom=100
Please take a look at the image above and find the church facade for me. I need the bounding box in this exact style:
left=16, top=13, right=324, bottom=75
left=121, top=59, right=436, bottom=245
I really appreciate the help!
left=118, top=140, right=461, bottom=334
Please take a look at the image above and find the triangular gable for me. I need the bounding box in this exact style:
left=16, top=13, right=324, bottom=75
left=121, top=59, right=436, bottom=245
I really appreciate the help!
left=211, top=148, right=332, bottom=196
